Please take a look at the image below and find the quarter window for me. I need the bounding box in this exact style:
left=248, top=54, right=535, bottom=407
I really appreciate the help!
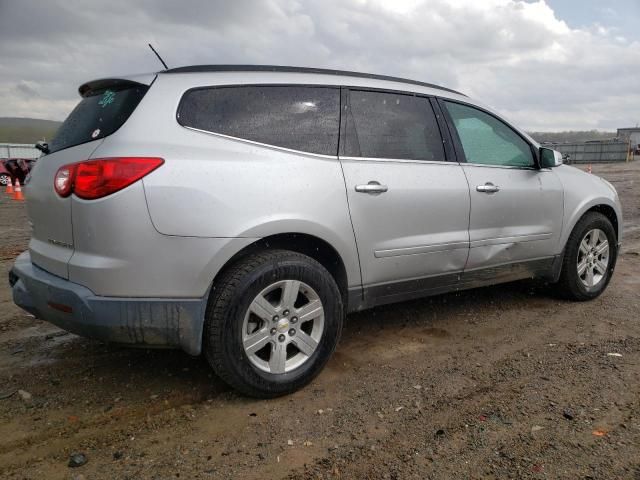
left=343, top=90, right=445, bottom=161
left=178, top=86, right=340, bottom=155
left=444, top=101, right=534, bottom=167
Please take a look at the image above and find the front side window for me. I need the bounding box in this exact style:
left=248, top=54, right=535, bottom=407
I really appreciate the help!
left=178, top=86, right=340, bottom=155
left=444, top=101, right=534, bottom=168
left=343, top=90, right=445, bottom=161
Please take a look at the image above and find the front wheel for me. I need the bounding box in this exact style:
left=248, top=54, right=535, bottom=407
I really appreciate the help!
left=203, top=250, right=344, bottom=398
left=555, top=212, right=617, bottom=301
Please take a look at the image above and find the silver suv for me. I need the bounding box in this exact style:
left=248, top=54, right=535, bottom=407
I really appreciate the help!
left=10, top=66, right=622, bottom=397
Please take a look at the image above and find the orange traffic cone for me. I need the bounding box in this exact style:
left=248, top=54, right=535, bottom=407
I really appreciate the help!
left=587, top=164, right=592, bottom=174
left=12, top=179, right=25, bottom=201
left=5, top=179, right=14, bottom=195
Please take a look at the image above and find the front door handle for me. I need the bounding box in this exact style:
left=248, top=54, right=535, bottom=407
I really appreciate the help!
left=476, top=182, right=500, bottom=193
left=355, top=181, right=388, bottom=194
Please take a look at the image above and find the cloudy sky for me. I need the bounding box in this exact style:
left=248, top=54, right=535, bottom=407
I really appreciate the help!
left=0, top=0, right=638, bottom=131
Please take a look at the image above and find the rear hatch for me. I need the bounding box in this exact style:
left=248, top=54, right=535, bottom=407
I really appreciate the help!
left=26, top=75, right=154, bottom=278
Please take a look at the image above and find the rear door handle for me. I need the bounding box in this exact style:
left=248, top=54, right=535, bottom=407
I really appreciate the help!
left=476, top=182, right=500, bottom=193
left=355, top=181, right=388, bottom=194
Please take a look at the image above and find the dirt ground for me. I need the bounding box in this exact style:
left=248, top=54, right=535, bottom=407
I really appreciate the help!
left=1, top=162, right=639, bottom=480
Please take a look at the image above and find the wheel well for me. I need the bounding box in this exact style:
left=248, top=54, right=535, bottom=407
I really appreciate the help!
left=587, top=204, right=619, bottom=240
left=212, top=233, right=349, bottom=303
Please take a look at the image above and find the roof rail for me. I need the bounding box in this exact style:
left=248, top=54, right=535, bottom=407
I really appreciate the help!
left=161, top=64, right=465, bottom=96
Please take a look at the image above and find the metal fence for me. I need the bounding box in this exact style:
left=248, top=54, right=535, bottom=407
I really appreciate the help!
left=548, top=141, right=629, bottom=164
left=0, top=143, right=40, bottom=160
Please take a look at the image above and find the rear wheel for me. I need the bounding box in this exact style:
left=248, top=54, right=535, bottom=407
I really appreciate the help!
left=555, top=212, right=617, bottom=300
left=0, top=174, right=11, bottom=186
left=203, top=249, right=343, bottom=397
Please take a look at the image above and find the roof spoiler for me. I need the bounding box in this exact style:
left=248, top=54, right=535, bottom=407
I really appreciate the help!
left=78, top=73, right=157, bottom=97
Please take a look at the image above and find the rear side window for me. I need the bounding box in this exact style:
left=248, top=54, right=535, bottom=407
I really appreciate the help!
left=343, top=90, right=445, bottom=161
left=444, top=101, right=534, bottom=168
left=178, top=86, right=340, bottom=155
left=49, top=85, right=148, bottom=154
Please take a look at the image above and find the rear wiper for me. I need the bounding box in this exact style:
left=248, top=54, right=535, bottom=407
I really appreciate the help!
left=35, top=141, right=49, bottom=154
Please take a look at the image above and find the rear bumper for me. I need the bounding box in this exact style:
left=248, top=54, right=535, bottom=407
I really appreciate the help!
left=9, top=252, right=206, bottom=355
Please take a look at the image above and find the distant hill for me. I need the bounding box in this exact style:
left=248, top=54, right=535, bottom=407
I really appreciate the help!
left=528, top=130, right=617, bottom=144
left=0, top=117, right=62, bottom=144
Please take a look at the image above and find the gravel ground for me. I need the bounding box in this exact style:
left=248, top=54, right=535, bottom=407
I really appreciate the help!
left=0, top=162, right=639, bottom=479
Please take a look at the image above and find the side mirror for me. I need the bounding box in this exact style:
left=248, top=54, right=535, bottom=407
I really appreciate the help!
left=539, top=147, right=563, bottom=168
left=35, top=141, right=49, bottom=155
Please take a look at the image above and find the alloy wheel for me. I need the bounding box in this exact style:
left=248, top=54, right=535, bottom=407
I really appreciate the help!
left=577, top=228, right=609, bottom=288
left=242, top=279, right=325, bottom=374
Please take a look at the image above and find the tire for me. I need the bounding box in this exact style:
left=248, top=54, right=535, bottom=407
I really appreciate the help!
left=555, top=212, right=617, bottom=301
left=203, top=249, right=344, bottom=398
left=0, top=174, right=11, bottom=186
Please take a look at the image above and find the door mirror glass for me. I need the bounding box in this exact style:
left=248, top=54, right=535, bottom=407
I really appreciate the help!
left=540, top=147, right=563, bottom=168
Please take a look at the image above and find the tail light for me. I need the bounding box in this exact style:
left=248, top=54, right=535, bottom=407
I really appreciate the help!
left=54, top=157, right=163, bottom=199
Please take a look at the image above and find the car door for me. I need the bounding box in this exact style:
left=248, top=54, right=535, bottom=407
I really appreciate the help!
left=339, top=89, right=471, bottom=305
left=440, top=100, right=563, bottom=276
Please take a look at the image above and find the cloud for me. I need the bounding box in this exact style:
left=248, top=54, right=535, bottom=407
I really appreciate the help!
left=0, top=0, right=638, bottom=130
left=14, top=81, right=40, bottom=98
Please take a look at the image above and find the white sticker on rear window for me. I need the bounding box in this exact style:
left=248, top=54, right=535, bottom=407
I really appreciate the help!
left=91, top=129, right=101, bottom=138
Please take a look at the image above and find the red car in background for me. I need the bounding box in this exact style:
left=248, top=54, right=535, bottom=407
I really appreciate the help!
left=0, top=161, right=10, bottom=186
left=0, top=158, right=35, bottom=187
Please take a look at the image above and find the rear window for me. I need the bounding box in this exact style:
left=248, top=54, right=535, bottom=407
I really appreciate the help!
left=48, top=85, right=148, bottom=154
left=177, top=86, right=340, bottom=155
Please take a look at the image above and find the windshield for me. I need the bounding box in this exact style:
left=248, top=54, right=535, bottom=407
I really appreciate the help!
left=48, top=84, right=148, bottom=154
